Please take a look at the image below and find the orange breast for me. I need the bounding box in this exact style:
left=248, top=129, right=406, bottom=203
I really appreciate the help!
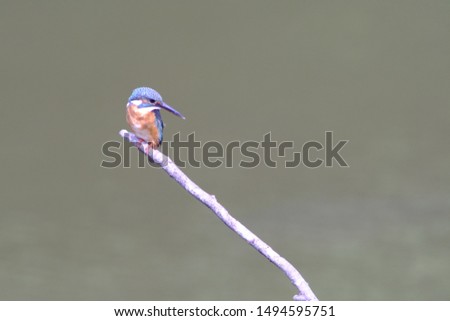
left=126, top=104, right=161, bottom=147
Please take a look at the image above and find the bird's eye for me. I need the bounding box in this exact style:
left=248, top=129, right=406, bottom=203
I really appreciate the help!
left=149, top=99, right=156, bottom=104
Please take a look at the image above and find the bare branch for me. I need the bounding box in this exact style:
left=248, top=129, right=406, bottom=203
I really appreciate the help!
left=119, top=129, right=318, bottom=301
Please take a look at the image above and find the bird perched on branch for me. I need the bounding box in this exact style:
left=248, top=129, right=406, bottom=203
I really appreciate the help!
left=126, top=87, right=185, bottom=149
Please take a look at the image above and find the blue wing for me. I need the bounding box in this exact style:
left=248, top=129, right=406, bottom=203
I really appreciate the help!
left=154, top=109, right=164, bottom=144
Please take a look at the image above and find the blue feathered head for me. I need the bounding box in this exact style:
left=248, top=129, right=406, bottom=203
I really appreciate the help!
left=128, top=87, right=185, bottom=119
left=128, top=87, right=163, bottom=102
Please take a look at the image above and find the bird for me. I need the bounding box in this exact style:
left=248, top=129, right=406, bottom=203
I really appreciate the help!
left=126, top=87, right=185, bottom=149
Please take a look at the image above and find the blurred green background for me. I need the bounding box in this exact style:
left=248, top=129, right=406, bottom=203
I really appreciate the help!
left=1, top=1, right=449, bottom=300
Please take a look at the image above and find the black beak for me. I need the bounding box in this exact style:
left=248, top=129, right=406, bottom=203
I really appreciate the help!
left=157, top=101, right=185, bottom=119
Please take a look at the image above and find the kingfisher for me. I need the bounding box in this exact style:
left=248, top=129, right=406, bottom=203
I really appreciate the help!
left=126, top=87, right=185, bottom=149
